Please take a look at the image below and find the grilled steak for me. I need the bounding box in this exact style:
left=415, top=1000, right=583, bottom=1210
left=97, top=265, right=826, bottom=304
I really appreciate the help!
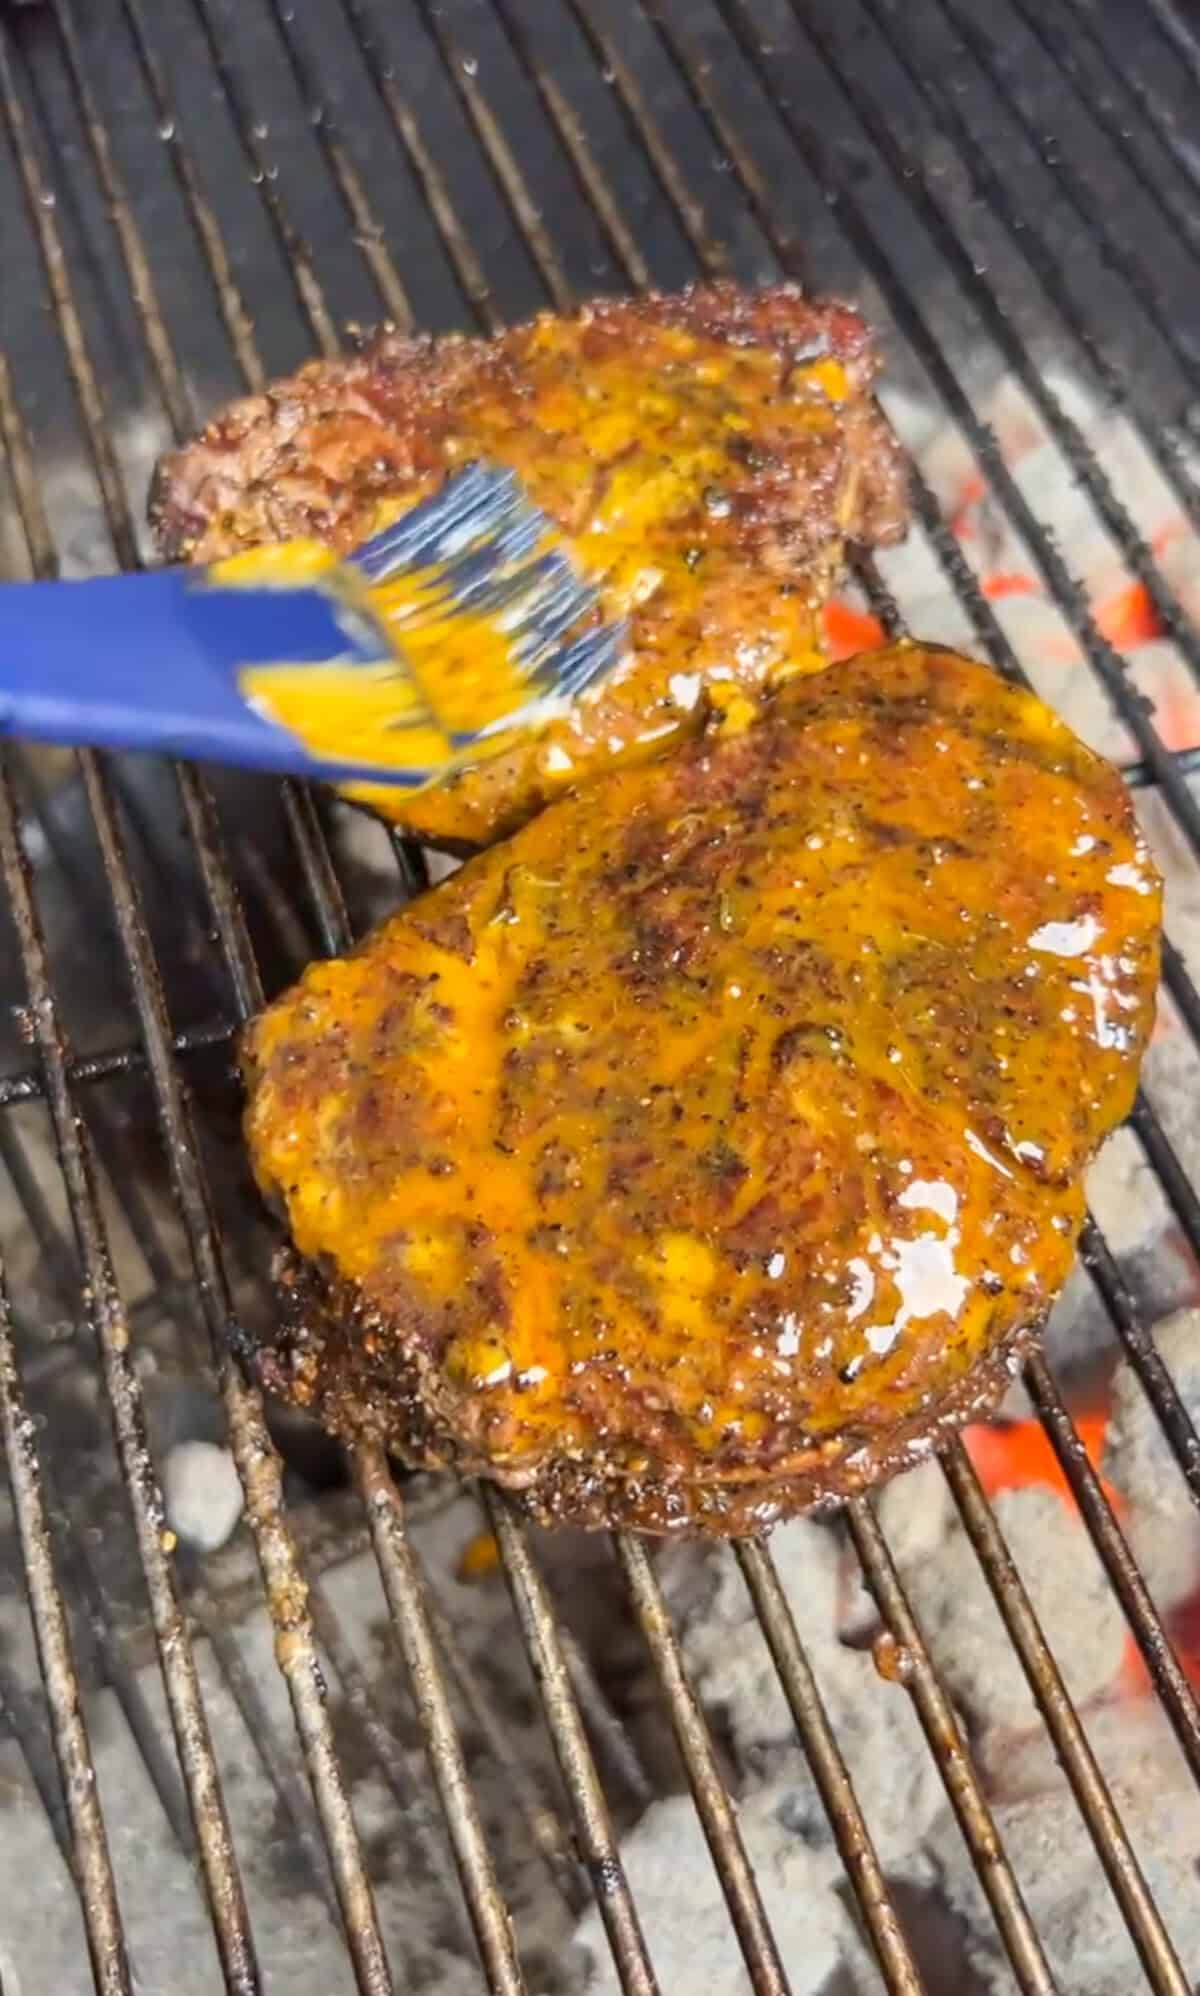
left=243, top=645, right=1161, bottom=1534
left=150, top=283, right=907, bottom=847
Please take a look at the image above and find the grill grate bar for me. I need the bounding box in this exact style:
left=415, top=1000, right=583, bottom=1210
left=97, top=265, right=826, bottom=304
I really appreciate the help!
left=735, top=1542, right=923, bottom=1994
left=303, top=8, right=839, bottom=1976
left=571, top=0, right=1196, bottom=809
left=82, top=748, right=397, bottom=1993
left=0, top=16, right=419, bottom=1974
left=412, top=0, right=575, bottom=312
left=356, top=1448, right=527, bottom=1996
left=1060, top=0, right=1200, bottom=242
left=3, top=3, right=1200, bottom=1993
left=255, top=0, right=416, bottom=330
left=256, top=621, right=621, bottom=1972
left=1080, top=1213, right=1200, bottom=1511
left=49, top=0, right=197, bottom=440
left=613, top=1531, right=792, bottom=1996
left=771, top=0, right=1200, bottom=1547
left=195, top=1607, right=346, bottom=1927
left=575, top=0, right=1200, bottom=1964
left=0, top=17, right=418, bottom=1983
left=0, top=36, right=138, bottom=569
left=306, top=1569, right=486, bottom=1933
left=857, top=0, right=1200, bottom=530
left=599, top=1, right=1200, bottom=1973
left=336, top=0, right=499, bottom=327
left=778, top=0, right=1200, bottom=694
left=485, top=1492, right=660, bottom=1996
left=936, top=0, right=1200, bottom=389
left=0, top=1116, right=78, bottom=1312
left=0, top=1022, right=238, bottom=1110
left=1141, top=0, right=1200, bottom=78
left=1019, top=0, right=1200, bottom=271
left=400, top=11, right=865, bottom=1978
left=87, top=11, right=533, bottom=1956
left=181, top=0, right=340, bottom=357
left=0, top=1262, right=132, bottom=1995
left=1024, top=1352, right=1200, bottom=1787
left=0, top=734, right=261, bottom=1994
left=420, top=1580, right=591, bottom=1906
left=486, top=0, right=655, bottom=291
left=118, top=0, right=266, bottom=390
left=684, top=0, right=1200, bottom=864
left=0, top=126, right=267, bottom=1961
left=307, top=3, right=1198, bottom=1980
left=844, top=1496, right=1056, bottom=1994
left=941, top=1438, right=1191, bottom=1996
left=566, top=0, right=731, bottom=273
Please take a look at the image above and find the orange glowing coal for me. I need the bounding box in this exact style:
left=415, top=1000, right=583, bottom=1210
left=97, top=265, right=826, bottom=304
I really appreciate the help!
left=964, top=1407, right=1200, bottom=1696
left=962, top=1411, right=1121, bottom=1514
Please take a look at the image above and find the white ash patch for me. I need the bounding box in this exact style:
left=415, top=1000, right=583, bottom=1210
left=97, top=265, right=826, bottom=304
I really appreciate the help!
left=1103, top=1306, right=1200, bottom=1613
left=572, top=1786, right=880, bottom=1996
left=163, top=1439, right=245, bottom=1551
left=1104, top=1304, right=1200, bottom=1514
left=669, top=1519, right=945, bottom=1872
left=9, top=404, right=172, bottom=579
left=838, top=1457, right=955, bottom=1642
left=933, top=1702, right=1200, bottom=1996
left=1137, top=782, right=1200, bottom=997
left=872, top=1454, right=956, bottom=1568
left=574, top=1478, right=1147, bottom=1990
left=892, top=1485, right=1126, bottom=1739
left=1084, top=1123, right=1176, bottom=1273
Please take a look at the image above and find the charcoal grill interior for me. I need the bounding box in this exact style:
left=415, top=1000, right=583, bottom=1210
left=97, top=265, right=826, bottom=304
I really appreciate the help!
left=3, top=0, right=1200, bottom=1991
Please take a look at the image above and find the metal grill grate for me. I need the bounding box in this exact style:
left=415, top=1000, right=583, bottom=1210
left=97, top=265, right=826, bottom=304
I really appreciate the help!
left=1, top=1, right=1200, bottom=1991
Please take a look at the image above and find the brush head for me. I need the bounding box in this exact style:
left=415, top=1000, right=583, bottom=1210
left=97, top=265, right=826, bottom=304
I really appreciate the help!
left=234, top=462, right=626, bottom=791
left=354, top=463, right=625, bottom=739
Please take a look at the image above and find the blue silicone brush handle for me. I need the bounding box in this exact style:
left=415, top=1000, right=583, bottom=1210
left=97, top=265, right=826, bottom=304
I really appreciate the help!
left=0, top=565, right=428, bottom=785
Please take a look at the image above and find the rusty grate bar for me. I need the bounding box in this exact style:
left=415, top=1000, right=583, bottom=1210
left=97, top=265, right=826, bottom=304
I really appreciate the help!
left=936, top=0, right=1200, bottom=391
left=0, top=36, right=400, bottom=1986
left=613, top=1531, right=792, bottom=1995
left=734, top=1539, right=923, bottom=1992
left=1058, top=0, right=1200, bottom=240
left=0, top=1260, right=131, bottom=1994
left=357, top=1451, right=526, bottom=1994
left=854, top=0, right=1200, bottom=529
left=484, top=1492, right=659, bottom=1996
left=0, top=733, right=261, bottom=1993
left=939, top=1438, right=1190, bottom=1996
left=844, top=1494, right=1056, bottom=1994
left=1, top=3, right=1200, bottom=1994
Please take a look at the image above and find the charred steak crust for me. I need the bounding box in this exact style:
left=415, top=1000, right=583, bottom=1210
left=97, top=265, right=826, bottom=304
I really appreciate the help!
left=150, top=283, right=908, bottom=847
left=243, top=645, right=1161, bottom=1535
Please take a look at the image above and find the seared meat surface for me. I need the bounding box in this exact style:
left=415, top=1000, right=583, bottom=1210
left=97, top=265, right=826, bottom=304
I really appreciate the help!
left=151, top=283, right=906, bottom=847
left=243, top=645, right=1160, bottom=1534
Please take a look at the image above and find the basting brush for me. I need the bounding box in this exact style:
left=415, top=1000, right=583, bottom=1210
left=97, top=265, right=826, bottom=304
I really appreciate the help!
left=0, top=462, right=625, bottom=790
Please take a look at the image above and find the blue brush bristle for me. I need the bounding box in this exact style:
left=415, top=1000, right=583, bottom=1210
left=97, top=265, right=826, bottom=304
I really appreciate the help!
left=349, top=463, right=622, bottom=743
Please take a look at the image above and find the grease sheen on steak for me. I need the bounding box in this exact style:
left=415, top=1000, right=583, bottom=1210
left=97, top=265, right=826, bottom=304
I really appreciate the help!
left=151, top=283, right=906, bottom=846
left=244, top=646, right=1160, bottom=1534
